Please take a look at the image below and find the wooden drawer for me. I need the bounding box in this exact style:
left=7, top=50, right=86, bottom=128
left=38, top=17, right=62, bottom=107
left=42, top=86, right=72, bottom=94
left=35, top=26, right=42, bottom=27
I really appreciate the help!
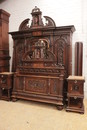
left=0, top=73, right=13, bottom=89
left=68, top=80, right=84, bottom=95
left=0, top=75, right=8, bottom=88
left=0, top=72, right=14, bottom=101
left=68, top=96, right=83, bottom=109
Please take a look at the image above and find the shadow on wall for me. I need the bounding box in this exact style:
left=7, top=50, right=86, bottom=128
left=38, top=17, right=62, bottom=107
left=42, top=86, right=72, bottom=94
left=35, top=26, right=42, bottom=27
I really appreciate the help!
left=0, top=0, right=6, bottom=4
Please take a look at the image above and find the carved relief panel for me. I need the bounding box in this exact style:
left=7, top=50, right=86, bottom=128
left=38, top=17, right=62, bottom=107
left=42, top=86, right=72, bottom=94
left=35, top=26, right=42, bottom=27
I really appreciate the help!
left=22, top=38, right=51, bottom=61
left=25, top=77, right=48, bottom=94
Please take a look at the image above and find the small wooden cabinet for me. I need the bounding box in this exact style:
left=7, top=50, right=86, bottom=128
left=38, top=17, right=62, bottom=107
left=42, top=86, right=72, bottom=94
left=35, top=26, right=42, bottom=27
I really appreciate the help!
left=0, top=72, right=14, bottom=101
left=66, top=76, right=85, bottom=114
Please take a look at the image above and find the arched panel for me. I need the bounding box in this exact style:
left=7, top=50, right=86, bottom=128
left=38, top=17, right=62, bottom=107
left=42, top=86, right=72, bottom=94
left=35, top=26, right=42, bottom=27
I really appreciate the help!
left=54, top=38, right=67, bottom=66
left=22, top=38, right=55, bottom=62
left=15, top=39, right=25, bottom=66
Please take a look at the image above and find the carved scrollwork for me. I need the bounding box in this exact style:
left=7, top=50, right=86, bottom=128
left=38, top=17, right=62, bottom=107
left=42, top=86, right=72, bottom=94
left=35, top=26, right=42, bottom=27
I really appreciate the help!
left=19, top=19, right=30, bottom=31
left=18, top=7, right=56, bottom=30
left=28, top=80, right=46, bottom=88
left=44, top=51, right=56, bottom=61
left=44, top=16, right=56, bottom=27
left=58, top=41, right=64, bottom=64
left=17, top=67, right=62, bottom=76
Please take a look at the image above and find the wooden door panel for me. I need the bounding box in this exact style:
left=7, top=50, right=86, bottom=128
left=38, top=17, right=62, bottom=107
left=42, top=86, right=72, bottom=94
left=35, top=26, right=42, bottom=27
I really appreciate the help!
left=25, top=77, right=48, bottom=94
left=15, top=77, right=24, bottom=91
left=50, top=79, right=59, bottom=95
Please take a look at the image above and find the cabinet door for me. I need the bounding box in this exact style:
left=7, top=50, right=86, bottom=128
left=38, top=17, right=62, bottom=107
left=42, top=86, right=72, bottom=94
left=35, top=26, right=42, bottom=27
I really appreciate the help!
left=0, top=75, right=8, bottom=89
left=68, top=80, right=83, bottom=95
left=14, top=76, right=24, bottom=91
left=25, top=77, right=48, bottom=94
left=50, top=79, right=59, bottom=96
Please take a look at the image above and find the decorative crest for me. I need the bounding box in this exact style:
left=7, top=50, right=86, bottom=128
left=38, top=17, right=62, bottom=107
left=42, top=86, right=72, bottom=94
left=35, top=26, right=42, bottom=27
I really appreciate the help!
left=19, top=6, right=56, bottom=31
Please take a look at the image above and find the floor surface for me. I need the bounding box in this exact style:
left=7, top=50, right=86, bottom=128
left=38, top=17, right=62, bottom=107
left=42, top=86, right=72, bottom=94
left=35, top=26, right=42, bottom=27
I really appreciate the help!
left=0, top=99, right=87, bottom=130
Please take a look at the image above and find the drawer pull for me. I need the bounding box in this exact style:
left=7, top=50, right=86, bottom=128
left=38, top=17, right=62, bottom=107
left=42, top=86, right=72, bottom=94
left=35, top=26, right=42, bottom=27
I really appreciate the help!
left=74, top=80, right=77, bottom=83
left=74, top=96, right=77, bottom=99
left=73, top=85, right=79, bottom=91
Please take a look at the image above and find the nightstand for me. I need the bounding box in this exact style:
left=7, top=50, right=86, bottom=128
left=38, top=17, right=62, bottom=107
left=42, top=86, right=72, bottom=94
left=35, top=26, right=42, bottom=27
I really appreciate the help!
left=66, top=76, right=85, bottom=114
left=0, top=72, right=14, bottom=101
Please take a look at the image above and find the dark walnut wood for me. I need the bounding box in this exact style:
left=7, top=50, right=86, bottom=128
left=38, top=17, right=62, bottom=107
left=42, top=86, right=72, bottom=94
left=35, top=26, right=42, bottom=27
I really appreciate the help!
left=75, top=42, right=83, bottom=76
left=9, top=6, right=75, bottom=109
left=66, top=76, right=85, bottom=114
left=0, top=9, right=11, bottom=72
left=0, top=72, right=14, bottom=101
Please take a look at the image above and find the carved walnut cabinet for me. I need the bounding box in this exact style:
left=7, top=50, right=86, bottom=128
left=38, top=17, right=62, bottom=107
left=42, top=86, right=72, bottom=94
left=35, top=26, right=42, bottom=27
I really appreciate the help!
left=9, top=7, right=75, bottom=110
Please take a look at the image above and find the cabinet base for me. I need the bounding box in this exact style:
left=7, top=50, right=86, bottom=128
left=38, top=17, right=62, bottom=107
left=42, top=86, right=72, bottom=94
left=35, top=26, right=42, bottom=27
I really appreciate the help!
left=0, top=96, right=11, bottom=101
left=66, top=106, right=84, bottom=114
left=12, top=92, right=64, bottom=110
left=57, top=105, right=63, bottom=110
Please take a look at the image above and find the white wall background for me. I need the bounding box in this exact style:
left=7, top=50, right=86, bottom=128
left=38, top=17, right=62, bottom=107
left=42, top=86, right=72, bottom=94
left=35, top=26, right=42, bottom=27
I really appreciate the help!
left=0, top=0, right=87, bottom=98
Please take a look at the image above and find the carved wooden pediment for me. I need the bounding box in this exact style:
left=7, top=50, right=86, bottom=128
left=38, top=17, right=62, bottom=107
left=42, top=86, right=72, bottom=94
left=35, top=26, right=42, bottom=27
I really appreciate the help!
left=19, top=6, right=56, bottom=31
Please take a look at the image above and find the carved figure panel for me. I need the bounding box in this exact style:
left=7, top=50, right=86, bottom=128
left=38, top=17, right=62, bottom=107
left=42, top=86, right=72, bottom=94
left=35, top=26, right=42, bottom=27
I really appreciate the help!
left=22, top=38, right=55, bottom=62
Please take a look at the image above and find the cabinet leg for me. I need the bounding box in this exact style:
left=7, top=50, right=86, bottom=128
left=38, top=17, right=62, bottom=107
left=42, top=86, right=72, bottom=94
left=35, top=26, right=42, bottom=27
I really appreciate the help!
left=12, top=97, right=18, bottom=102
left=57, top=105, right=63, bottom=110
left=8, top=89, right=10, bottom=99
left=80, top=111, right=84, bottom=114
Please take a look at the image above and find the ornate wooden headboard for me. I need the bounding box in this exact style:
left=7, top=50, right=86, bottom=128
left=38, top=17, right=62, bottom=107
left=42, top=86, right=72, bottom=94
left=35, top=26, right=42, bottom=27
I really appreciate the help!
left=10, top=6, right=75, bottom=77
left=9, top=6, right=75, bottom=109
